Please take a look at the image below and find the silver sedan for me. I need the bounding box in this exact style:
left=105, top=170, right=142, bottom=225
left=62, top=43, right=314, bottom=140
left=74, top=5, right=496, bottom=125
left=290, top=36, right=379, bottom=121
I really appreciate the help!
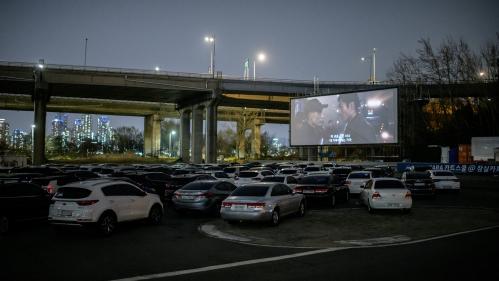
left=220, top=182, right=306, bottom=226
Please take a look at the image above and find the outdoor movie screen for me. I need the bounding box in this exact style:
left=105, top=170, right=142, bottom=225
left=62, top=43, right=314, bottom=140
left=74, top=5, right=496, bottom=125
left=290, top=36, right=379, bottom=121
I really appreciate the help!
left=290, top=88, right=398, bottom=146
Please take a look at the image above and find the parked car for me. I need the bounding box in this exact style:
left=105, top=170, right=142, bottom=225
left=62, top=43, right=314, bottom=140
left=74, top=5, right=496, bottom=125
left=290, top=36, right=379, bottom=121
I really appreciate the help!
left=0, top=182, right=52, bottom=234
left=197, top=171, right=235, bottom=184
left=113, top=172, right=171, bottom=202
left=33, top=170, right=100, bottom=195
left=260, top=175, right=298, bottom=189
left=345, top=171, right=374, bottom=195
left=359, top=178, right=412, bottom=213
left=277, top=168, right=301, bottom=176
left=223, top=166, right=249, bottom=178
left=49, top=179, right=163, bottom=235
left=331, top=167, right=352, bottom=184
left=427, top=170, right=461, bottom=191
left=302, top=166, right=321, bottom=174
left=294, top=174, right=349, bottom=207
left=164, top=174, right=217, bottom=201
left=220, top=182, right=306, bottom=226
left=401, top=171, right=436, bottom=197
left=234, top=170, right=274, bottom=186
left=362, top=167, right=385, bottom=178
left=172, top=180, right=237, bottom=214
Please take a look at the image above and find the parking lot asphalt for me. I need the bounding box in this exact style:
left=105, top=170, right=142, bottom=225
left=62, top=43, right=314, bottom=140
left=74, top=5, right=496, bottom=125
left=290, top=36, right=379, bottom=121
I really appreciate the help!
left=200, top=175, right=499, bottom=248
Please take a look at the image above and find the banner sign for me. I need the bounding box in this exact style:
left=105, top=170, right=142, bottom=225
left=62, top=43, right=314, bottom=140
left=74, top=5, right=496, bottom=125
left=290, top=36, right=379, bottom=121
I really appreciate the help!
left=397, top=162, right=499, bottom=175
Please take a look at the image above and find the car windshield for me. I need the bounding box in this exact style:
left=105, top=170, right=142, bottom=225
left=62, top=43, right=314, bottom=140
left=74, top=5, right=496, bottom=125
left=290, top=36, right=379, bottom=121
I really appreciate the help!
left=299, top=176, right=329, bottom=184
left=239, top=172, right=259, bottom=178
left=54, top=187, right=92, bottom=199
left=434, top=171, right=455, bottom=176
left=182, top=182, right=214, bottom=190
left=375, top=180, right=405, bottom=189
left=406, top=172, right=431, bottom=179
left=261, top=177, right=285, bottom=183
left=304, top=167, right=320, bottom=171
left=280, top=169, right=297, bottom=174
left=348, top=172, right=371, bottom=179
left=231, top=186, right=269, bottom=197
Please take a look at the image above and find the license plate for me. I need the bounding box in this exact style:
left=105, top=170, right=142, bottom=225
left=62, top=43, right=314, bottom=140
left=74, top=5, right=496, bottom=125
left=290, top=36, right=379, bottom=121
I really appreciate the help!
left=182, top=195, right=194, bottom=200
left=387, top=203, right=399, bottom=207
left=415, top=183, right=424, bottom=186
left=303, top=190, right=314, bottom=194
left=60, top=210, right=72, bottom=216
left=232, top=204, right=246, bottom=210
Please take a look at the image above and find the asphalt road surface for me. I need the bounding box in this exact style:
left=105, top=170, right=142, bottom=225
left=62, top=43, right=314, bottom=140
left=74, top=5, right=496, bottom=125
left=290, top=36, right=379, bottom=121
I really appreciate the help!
left=1, top=176, right=498, bottom=281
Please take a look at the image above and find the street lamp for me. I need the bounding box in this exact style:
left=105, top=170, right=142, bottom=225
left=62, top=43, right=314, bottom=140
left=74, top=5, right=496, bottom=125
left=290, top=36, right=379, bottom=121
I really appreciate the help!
left=204, top=35, right=215, bottom=77
left=253, top=52, right=266, bottom=80
left=361, top=48, right=376, bottom=84
left=155, top=66, right=160, bottom=72
left=169, top=130, right=176, bottom=156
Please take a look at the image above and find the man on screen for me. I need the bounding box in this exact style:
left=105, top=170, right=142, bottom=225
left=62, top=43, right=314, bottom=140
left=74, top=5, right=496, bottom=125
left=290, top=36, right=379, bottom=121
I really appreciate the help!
left=337, top=93, right=377, bottom=144
left=293, top=98, right=327, bottom=145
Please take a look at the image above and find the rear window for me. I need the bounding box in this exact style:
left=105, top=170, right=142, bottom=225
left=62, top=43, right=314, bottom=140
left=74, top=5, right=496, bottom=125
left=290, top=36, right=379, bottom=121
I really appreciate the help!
left=304, top=167, right=321, bottom=172
left=406, top=172, right=431, bottom=179
left=348, top=172, right=371, bottom=179
left=169, top=177, right=195, bottom=185
left=434, top=171, right=455, bottom=176
left=55, top=187, right=92, bottom=199
left=332, top=168, right=351, bottom=175
left=239, top=172, right=259, bottom=178
left=231, top=186, right=269, bottom=197
left=223, top=167, right=236, bottom=173
left=261, top=177, right=284, bottom=183
left=182, top=182, right=214, bottom=190
left=375, top=180, right=405, bottom=189
left=280, top=169, right=298, bottom=174
left=299, top=176, right=330, bottom=184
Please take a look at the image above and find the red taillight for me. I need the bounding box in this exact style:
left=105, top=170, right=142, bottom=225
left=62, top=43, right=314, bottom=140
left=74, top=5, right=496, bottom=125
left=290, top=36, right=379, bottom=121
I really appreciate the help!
left=294, top=188, right=303, bottom=193
left=47, top=183, right=55, bottom=194
left=315, top=188, right=329, bottom=193
left=372, top=192, right=381, bottom=199
left=222, top=202, right=233, bottom=207
left=77, top=200, right=99, bottom=206
left=405, top=191, right=412, bottom=198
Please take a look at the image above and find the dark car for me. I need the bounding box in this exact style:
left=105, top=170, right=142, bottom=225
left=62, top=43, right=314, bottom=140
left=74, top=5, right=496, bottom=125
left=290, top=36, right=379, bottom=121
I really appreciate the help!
left=172, top=180, right=237, bottom=214
left=164, top=174, right=217, bottom=201
left=10, top=166, right=64, bottom=176
left=362, top=168, right=385, bottom=178
left=331, top=167, right=352, bottom=184
left=401, top=171, right=436, bottom=197
left=0, top=182, right=51, bottom=234
left=294, top=175, right=349, bottom=207
left=115, top=172, right=171, bottom=202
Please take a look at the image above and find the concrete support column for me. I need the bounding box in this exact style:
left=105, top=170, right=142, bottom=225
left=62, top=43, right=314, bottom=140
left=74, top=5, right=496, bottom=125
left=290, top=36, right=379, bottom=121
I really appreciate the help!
left=251, top=119, right=262, bottom=159
left=32, top=66, right=49, bottom=165
left=191, top=106, right=204, bottom=163
left=237, top=122, right=246, bottom=160
left=205, top=102, right=218, bottom=163
left=144, top=114, right=161, bottom=157
left=179, top=110, right=191, bottom=161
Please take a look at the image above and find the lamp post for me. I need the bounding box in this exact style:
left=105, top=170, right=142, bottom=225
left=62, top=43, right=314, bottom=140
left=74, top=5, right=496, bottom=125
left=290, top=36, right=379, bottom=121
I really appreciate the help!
left=204, top=35, right=215, bottom=77
left=253, top=52, right=266, bottom=80
left=361, top=48, right=376, bottom=84
left=31, top=124, right=35, bottom=163
left=169, top=130, right=176, bottom=156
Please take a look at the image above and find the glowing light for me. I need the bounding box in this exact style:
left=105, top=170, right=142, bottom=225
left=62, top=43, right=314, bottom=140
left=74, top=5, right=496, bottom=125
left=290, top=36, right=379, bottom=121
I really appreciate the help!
left=155, top=66, right=160, bottom=71
left=367, top=99, right=382, bottom=108
left=381, top=131, right=390, bottom=139
left=257, top=53, right=266, bottom=62
left=37, top=64, right=44, bottom=69
left=205, top=36, right=214, bottom=43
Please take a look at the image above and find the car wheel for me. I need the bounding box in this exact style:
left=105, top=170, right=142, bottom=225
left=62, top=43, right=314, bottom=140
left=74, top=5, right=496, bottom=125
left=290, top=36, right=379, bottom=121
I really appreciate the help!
left=0, top=215, right=9, bottom=235
left=270, top=209, right=280, bottom=226
left=367, top=200, right=375, bottom=214
left=297, top=201, right=306, bottom=217
left=331, top=194, right=336, bottom=208
left=148, top=205, right=163, bottom=225
left=98, top=212, right=117, bottom=236
left=211, top=201, right=222, bottom=216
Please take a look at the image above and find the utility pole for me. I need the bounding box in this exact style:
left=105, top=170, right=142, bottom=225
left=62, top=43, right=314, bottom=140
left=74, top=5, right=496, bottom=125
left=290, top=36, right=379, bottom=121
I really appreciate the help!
left=84, top=38, right=88, bottom=66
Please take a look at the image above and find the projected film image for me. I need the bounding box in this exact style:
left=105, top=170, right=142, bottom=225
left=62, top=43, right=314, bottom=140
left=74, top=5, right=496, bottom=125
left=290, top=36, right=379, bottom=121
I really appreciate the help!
left=290, top=88, right=398, bottom=146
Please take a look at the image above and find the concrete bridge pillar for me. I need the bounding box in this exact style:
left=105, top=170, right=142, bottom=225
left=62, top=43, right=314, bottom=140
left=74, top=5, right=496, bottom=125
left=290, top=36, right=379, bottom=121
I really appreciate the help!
left=191, top=106, right=204, bottom=163
left=179, top=110, right=191, bottom=161
left=237, top=122, right=246, bottom=160
left=32, top=65, right=49, bottom=165
left=251, top=119, right=263, bottom=159
left=144, top=114, right=161, bottom=157
left=205, top=101, right=218, bottom=163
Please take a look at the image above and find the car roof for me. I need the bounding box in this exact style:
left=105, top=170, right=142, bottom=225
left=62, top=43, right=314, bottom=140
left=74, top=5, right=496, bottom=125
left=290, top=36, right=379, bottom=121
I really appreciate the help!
left=63, top=179, right=132, bottom=189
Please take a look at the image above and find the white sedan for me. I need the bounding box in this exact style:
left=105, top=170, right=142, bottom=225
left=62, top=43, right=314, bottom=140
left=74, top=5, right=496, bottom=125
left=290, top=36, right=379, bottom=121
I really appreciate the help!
left=49, top=179, right=163, bottom=235
left=428, top=170, right=460, bottom=191
left=359, top=178, right=412, bottom=213
left=235, top=170, right=274, bottom=186
left=345, top=171, right=373, bottom=194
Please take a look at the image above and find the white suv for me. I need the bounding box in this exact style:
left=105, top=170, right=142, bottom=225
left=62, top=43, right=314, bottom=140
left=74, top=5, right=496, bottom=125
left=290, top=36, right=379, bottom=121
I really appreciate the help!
left=49, top=179, right=163, bottom=235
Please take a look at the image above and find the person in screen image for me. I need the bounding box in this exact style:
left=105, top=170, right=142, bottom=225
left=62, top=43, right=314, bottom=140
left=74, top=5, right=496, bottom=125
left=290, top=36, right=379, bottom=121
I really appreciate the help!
left=336, top=93, right=377, bottom=144
left=293, top=98, right=327, bottom=145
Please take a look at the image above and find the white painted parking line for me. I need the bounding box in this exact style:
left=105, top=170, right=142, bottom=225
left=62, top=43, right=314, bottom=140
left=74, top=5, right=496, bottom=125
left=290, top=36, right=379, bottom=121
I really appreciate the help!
left=108, top=225, right=499, bottom=281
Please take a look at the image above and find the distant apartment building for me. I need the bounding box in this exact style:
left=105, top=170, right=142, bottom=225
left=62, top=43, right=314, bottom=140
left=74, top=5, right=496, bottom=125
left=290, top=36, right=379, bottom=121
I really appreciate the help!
left=10, top=129, right=27, bottom=150
left=96, top=116, right=112, bottom=145
left=51, top=113, right=70, bottom=149
left=71, top=118, right=85, bottom=146
left=0, top=118, right=10, bottom=147
left=82, top=114, right=93, bottom=140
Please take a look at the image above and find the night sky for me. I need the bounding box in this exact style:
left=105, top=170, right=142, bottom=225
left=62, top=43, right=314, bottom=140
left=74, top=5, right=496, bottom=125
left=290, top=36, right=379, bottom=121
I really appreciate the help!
left=1, top=0, right=497, bottom=139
